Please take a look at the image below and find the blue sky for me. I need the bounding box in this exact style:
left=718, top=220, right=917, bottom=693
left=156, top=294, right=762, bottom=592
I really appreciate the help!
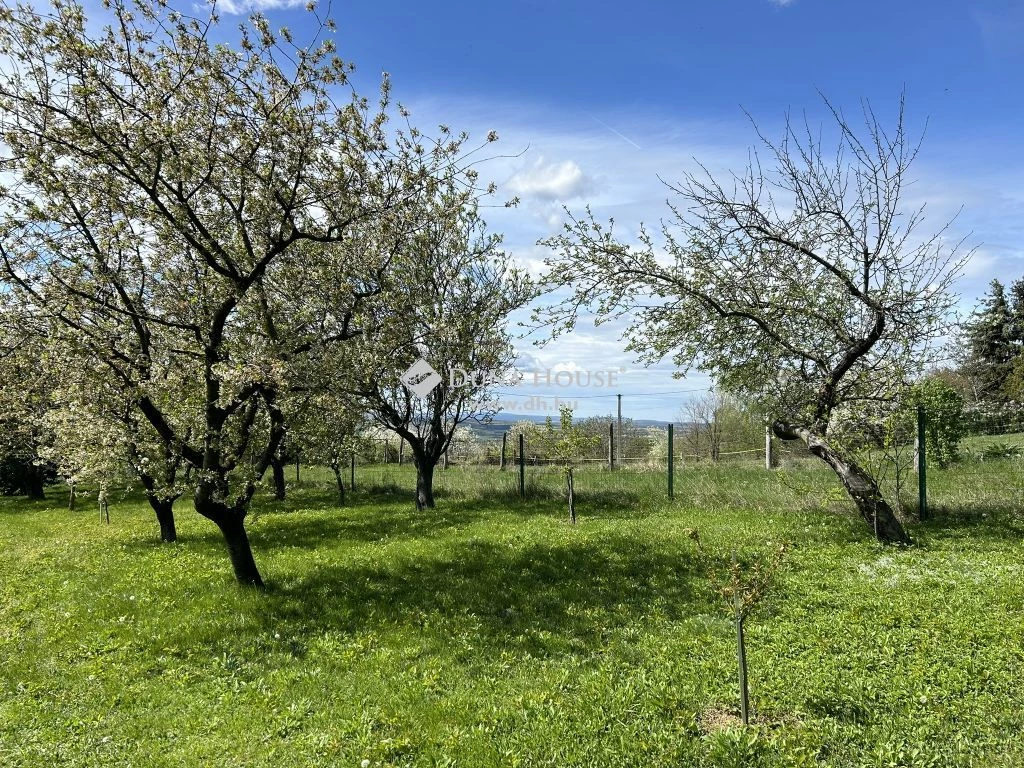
left=223, top=0, right=1024, bottom=420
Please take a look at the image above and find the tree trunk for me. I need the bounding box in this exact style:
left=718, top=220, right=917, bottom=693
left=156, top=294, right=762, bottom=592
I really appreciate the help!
left=567, top=468, right=576, bottom=524
left=414, top=458, right=436, bottom=510
left=24, top=466, right=45, bottom=500
left=211, top=513, right=264, bottom=587
left=195, top=495, right=264, bottom=586
left=773, top=421, right=911, bottom=544
left=271, top=456, right=286, bottom=501
left=332, top=464, right=346, bottom=505
left=147, top=495, right=177, bottom=543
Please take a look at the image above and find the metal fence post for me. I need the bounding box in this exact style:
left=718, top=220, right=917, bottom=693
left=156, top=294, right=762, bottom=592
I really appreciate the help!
left=668, top=423, right=674, bottom=499
left=917, top=405, right=928, bottom=520
left=609, top=422, right=615, bottom=471
left=518, top=433, right=525, bottom=499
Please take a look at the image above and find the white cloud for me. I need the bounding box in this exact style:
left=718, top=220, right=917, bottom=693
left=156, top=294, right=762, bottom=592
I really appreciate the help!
left=211, top=0, right=306, bottom=15
left=391, top=94, right=1023, bottom=417
left=506, top=158, right=596, bottom=201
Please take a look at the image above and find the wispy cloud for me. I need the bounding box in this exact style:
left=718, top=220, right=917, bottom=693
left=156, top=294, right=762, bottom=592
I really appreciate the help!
left=210, top=0, right=306, bottom=15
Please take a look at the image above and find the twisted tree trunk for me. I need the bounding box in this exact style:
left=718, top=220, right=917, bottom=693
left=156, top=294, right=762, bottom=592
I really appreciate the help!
left=773, top=421, right=911, bottom=545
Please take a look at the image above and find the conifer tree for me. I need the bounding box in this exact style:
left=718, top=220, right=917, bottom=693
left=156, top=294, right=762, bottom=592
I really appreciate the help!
left=960, top=279, right=1015, bottom=401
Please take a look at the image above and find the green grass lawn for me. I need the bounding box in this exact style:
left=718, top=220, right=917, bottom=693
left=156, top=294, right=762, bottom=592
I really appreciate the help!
left=2, top=460, right=1024, bottom=767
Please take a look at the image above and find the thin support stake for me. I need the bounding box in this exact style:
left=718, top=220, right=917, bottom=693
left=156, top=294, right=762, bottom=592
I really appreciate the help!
left=733, top=549, right=750, bottom=726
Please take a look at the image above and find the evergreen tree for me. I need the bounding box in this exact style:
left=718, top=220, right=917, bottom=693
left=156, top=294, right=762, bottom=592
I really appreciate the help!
left=960, top=279, right=1015, bottom=400
left=1007, top=278, right=1024, bottom=356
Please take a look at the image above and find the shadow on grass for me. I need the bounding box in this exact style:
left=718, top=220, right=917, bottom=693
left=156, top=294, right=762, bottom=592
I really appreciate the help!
left=150, top=477, right=653, bottom=554
left=251, top=533, right=706, bottom=657
left=121, top=488, right=570, bottom=554
left=0, top=494, right=61, bottom=514
left=917, top=501, right=1024, bottom=544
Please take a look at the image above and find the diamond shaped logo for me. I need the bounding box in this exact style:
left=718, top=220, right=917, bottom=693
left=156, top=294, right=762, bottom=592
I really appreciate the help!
left=400, top=358, right=443, bottom=399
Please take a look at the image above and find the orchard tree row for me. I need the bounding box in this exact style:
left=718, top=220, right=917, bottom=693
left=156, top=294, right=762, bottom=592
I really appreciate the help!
left=0, top=0, right=978, bottom=584
left=0, top=0, right=532, bottom=585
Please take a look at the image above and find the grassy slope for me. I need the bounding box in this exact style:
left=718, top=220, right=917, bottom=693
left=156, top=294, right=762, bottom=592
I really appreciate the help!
left=1, top=461, right=1023, bottom=767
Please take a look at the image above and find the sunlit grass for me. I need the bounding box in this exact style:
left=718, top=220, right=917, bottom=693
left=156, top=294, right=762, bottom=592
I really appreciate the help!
left=1, top=458, right=1023, bottom=766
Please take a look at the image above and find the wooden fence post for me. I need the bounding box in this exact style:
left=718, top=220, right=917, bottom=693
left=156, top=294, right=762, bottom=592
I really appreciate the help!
left=500, top=432, right=507, bottom=471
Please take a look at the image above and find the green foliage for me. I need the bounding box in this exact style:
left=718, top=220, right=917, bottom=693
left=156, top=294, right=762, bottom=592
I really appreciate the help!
left=0, top=454, right=55, bottom=496
left=711, top=543, right=789, bottom=621
left=967, top=441, right=1022, bottom=461
left=906, top=378, right=966, bottom=468
left=1001, top=354, right=1024, bottom=402
left=545, top=406, right=601, bottom=472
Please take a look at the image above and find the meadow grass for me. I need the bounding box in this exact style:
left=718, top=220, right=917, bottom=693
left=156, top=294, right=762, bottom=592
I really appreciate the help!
left=2, top=458, right=1024, bottom=767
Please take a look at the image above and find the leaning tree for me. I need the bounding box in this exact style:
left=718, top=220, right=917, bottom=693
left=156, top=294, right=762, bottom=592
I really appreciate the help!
left=0, top=0, right=495, bottom=584
left=537, top=96, right=969, bottom=543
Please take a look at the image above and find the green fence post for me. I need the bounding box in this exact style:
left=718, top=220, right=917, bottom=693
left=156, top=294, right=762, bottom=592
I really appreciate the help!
left=668, top=423, right=674, bottom=499
left=609, top=422, right=615, bottom=471
left=350, top=451, right=356, bottom=492
left=518, top=433, right=525, bottom=499
left=917, top=405, right=927, bottom=520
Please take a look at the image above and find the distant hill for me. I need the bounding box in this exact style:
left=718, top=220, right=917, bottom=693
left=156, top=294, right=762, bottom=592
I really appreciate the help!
left=464, top=414, right=675, bottom=439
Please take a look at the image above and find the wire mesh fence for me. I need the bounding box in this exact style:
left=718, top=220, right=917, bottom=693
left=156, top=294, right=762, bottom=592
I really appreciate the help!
left=926, top=401, right=1024, bottom=512
left=327, top=401, right=1021, bottom=516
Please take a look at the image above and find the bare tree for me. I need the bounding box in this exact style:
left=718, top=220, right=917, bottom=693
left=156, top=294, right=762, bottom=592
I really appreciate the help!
left=538, top=95, right=970, bottom=544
